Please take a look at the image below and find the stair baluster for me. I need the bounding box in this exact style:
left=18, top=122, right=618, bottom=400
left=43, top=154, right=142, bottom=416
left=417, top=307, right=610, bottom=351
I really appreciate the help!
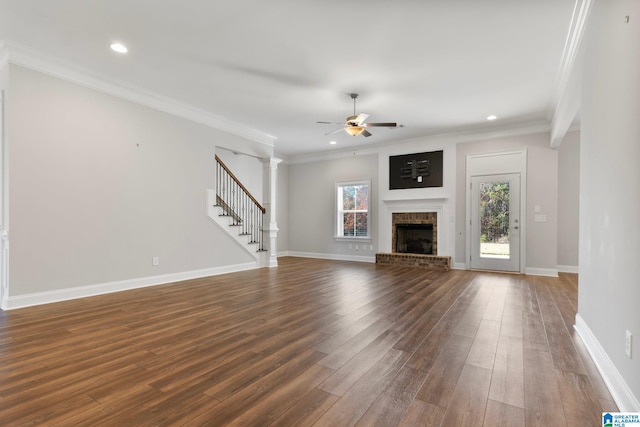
left=215, top=155, right=266, bottom=252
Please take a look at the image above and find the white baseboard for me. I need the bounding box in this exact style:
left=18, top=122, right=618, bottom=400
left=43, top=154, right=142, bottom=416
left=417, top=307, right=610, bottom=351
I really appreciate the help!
left=525, top=267, right=559, bottom=277
left=4, top=262, right=258, bottom=310
left=453, top=262, right=468, bottom=270
left=558, top=264, right=579, bottom=274
left=574, top=314, right=640, bottom=412
left=286, top=251, right=375, bottom=263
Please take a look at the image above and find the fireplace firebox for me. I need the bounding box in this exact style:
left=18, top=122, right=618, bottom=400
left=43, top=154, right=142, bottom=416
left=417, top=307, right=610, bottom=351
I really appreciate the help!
left=395, top=224, right=433, bottom=254
left=391, top=212, right=438, bottom=255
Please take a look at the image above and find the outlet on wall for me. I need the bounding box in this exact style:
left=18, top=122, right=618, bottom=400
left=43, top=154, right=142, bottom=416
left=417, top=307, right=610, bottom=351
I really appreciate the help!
left=626, top=330, right=632, bottom=358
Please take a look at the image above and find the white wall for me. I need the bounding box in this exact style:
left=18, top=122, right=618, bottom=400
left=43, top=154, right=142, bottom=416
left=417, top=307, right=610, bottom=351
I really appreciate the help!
left=577, top=0, right=640, bottom=409
left=287, top=153, right=378, bottom=260
left=455, top=133, right=559, bottom=273
left=7, top=65, right=258, bottom=299
left=557, top=130, right=580, bottom=270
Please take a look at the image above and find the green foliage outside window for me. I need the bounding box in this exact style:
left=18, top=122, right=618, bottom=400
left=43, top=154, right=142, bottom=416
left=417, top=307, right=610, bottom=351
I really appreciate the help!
left=479, top=182, right=510, bottom=243
left=338, top=183, right=369, bottom=237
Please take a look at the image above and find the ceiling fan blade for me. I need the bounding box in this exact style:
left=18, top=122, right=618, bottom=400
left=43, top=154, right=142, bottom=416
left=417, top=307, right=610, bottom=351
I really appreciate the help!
left=354, top=113, right=370, bottom=125
left=363, top=122, right=397, bottom=127
left=318, top=94, right=394, bottom=137
left=324, top=128, right=345, bottom=136
left=317, top=121, right=343, bottom=125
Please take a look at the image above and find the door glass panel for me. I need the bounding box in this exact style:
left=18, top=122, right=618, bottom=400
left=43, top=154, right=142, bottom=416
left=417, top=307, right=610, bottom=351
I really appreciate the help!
left=479, top=181, right=510, bottom=259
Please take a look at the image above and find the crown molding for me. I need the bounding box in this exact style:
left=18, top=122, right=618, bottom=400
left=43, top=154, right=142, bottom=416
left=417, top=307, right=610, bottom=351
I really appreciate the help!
left=285, top=120, right=550, bottom=165
left=0, top=41, right=9, bottom=69
left=0, top=40, right=277, bottom=147
left=554, top=0, right=593, bottom=108
left=550, top=0, right=593, bottom=147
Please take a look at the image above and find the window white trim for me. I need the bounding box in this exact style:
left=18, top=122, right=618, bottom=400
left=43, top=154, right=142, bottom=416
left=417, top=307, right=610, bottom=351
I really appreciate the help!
left=334, top=237, right=371, bottom=243
left=335, top=179, right=371, bottom=240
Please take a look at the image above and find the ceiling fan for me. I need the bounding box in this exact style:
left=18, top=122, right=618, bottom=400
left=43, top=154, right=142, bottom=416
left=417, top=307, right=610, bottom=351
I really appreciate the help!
left=317, top=93, right=397, bottom=137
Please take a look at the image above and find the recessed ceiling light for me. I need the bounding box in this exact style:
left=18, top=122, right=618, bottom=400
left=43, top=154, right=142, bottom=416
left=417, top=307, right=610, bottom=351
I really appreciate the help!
left=486, top=115, right=497, bottom=121
left=329, top=141, right=337, bottom=145
left=110, top=43, right=128, bottom=54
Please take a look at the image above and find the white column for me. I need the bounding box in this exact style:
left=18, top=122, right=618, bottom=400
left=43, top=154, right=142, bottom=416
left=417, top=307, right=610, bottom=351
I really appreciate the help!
left=261, top=157, right=282, bottom=267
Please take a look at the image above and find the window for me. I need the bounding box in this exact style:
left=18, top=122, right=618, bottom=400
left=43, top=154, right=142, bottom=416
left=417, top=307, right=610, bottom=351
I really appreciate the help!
left=336, top=180, right=370, bottom=239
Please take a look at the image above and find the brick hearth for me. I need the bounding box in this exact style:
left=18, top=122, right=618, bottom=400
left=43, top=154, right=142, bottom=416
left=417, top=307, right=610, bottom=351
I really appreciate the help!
left=375, top=252, right=451, bottom=271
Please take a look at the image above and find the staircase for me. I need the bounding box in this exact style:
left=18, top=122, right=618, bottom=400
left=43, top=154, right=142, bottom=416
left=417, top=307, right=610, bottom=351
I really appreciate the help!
left=207, top=155, right=269, bottom=267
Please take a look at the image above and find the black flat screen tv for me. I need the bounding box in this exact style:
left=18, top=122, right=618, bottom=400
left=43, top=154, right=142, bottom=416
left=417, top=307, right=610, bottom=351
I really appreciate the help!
left=389, top=150, right=443, bottom=189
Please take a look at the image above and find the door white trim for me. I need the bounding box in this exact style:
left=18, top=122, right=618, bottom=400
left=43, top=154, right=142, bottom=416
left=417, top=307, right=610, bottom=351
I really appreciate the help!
left=465, top=149, right=527, bottom=273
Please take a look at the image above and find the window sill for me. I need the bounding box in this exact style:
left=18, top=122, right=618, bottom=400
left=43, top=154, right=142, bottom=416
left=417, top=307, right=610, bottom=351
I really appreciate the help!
left=334, top=236, right=372, bottom=243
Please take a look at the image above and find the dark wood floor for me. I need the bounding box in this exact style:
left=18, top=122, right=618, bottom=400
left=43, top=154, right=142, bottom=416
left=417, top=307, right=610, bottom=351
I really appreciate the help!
left=0, top=257, right=617, bottom=426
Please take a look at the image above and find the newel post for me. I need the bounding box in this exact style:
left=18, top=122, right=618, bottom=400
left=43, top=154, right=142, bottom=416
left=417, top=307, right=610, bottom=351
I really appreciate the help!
left=261, top=157, right=282, bottom=267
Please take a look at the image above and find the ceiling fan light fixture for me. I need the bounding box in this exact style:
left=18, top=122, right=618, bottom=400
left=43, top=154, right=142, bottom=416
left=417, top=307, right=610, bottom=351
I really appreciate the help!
left=110, top=42, right=128, bottom=53
left=345, top=126, right=365, bottom=136
left=318, top=93, right=396, bottom=138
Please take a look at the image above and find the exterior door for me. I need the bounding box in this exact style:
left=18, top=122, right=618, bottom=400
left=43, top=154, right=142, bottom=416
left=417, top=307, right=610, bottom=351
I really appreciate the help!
left=470, top=174, right=520, bottom=272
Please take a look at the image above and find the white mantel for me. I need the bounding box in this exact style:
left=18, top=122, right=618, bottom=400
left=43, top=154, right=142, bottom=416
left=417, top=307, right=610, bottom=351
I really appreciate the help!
left=382, top=198, right=448, bottom=209
left=379, top=198, right=450, bottom=255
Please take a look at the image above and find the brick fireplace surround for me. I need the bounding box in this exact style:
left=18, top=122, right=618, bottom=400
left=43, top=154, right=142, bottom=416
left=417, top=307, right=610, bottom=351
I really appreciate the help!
left=376, top=212, right=451, bottom=271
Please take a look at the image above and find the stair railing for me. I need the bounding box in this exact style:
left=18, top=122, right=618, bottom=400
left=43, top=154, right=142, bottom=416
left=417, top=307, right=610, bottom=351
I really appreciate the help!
left=215, top=155, right=266, bottom=252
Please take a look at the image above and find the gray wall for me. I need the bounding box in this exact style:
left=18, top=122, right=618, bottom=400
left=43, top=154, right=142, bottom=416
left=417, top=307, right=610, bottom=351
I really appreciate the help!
left=276, top=162, right=289, bottom=253
left=557, top=130, right=580, bottom=269
left=455, top=133, right=559, bottom=272
left=579, top=0, right=640, bottom=404
left=7, top=65, right=256, bottom=296
left=215, top=148, right=264, bottom=203
left=0, top=65, right=8, bottom=307
left=288, top=153, right=378, bottom=258
left=1, top=65, right=8, bottom=230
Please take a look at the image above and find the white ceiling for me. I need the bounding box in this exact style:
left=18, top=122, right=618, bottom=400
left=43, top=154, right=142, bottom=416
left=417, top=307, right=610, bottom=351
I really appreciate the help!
left=0, top=0, right=577, bottom=157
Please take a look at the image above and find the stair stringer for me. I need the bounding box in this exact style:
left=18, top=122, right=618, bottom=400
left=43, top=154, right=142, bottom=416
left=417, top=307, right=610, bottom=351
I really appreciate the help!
left=206, top=190, right=269, bottom=267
